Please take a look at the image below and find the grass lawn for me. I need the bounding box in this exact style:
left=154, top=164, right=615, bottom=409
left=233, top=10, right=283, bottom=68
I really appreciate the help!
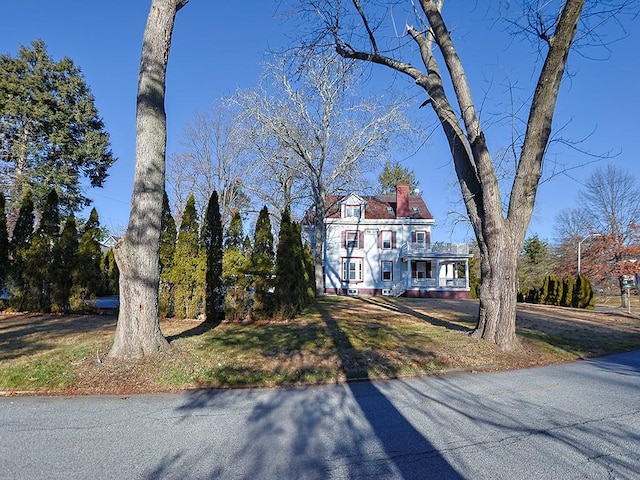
left=1, top=295, right=639, bottom=395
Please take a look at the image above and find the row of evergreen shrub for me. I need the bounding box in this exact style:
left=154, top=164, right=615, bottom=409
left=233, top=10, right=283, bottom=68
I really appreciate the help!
left=517, top=274, right=594, bottom=309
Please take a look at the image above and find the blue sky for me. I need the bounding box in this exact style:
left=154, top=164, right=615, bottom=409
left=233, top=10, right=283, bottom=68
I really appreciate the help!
left=2, top=1, right=638, bottom=243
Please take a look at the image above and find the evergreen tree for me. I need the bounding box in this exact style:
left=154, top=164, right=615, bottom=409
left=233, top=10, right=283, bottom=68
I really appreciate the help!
left=378, top=161, right=419, bottom=195
left=171, top=194, right=204, bottom=319
left=9, top=192, right=35, bottom=310
left=302, top=237, right=316, bottom=305
left=0, top=40, right=115, bottom=214
left=25, top=189, right=60, bottom=311
left=72, top=208, right=104, bottom=308
left=274, top=207, right=309, bottom=318
left=203, top=191, right=224, bottom=324
left=250, top=206, right=274, bottom=317
left=159, top=191, right=177, bottom=317
left=101, top=248, right=119, bottom=296
left=223, top=210, right=250, bottom=321
left=0, top=194, right=9, bottom=291
left=52, top=215, right=78, bottom=312
left=225, top=210, right=244, bottom=249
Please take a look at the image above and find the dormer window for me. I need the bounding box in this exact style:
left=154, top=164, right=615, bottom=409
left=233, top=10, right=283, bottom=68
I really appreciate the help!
left=344, top=204, right=361, bottom=218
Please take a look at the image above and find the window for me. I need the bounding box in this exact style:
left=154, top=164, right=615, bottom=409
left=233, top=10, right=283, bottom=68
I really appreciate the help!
left=345, top=231, right=359, bottom=249
left=414, top=231, right=427, bottom=245
left=381, top=230, right=393, bottom=249
left=381, top=261, right=393, bottom=281
left=345, top=204, right=361, bottom=218
left=342, top=258, right=363, bottom=282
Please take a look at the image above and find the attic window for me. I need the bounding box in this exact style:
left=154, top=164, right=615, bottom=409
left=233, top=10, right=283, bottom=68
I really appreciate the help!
left=344, top=204, right=361, bottom=218
left=412, top=207, right=420, bottom=213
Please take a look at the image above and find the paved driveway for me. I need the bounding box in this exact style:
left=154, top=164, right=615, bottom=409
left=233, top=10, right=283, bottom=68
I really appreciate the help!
left=1, top=351, right=639, bottom=479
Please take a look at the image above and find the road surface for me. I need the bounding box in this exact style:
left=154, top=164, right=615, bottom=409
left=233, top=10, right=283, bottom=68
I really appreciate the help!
left=1, top=351, right=639, bottom=479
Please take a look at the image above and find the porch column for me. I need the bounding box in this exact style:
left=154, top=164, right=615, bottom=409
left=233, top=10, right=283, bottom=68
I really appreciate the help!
left=406, top=260, right=411, bottom=289
left=465, top=259, right=469, bottom=289
left=435, top=259, right=441, bottom=288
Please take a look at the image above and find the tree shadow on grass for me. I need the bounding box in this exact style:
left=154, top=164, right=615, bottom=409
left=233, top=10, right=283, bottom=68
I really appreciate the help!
left=355, top=296, right=473, bottom=333
left=164, top=320, right=220, bottom=343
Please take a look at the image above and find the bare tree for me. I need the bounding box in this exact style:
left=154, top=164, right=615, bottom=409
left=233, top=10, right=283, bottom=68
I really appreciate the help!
left=168, top=105, right=250, bottom=227
left=293, top=0, right=632, bottom=350
left=556, top=164, right=640, bottom=305
left=109, top=0, right=187, bottom=359
left=232, top=53, right=412, bottom=294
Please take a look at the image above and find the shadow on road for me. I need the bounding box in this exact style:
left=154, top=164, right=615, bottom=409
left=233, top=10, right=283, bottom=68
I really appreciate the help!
left=151, top=305, right=463, bottom=479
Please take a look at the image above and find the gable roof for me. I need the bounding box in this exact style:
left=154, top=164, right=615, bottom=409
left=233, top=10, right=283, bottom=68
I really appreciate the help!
left=325, top=194, right=433, bottom=220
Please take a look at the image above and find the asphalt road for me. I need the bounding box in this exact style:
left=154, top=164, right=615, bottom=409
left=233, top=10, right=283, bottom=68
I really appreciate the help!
left=1, top=351, right=639, bottom=479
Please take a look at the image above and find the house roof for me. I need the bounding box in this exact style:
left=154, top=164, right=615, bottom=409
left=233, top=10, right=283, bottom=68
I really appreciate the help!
left=325, top=194, right=433, bottom=220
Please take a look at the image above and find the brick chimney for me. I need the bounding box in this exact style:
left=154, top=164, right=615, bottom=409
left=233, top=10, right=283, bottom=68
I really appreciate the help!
left=395, top=184, right=410, bottom=218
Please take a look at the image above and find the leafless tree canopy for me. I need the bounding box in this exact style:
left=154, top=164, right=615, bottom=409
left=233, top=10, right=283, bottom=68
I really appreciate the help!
left=285, top=0, right=636, bottom=349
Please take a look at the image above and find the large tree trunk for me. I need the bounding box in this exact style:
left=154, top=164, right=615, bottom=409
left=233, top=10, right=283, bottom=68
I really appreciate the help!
left=313, top=192, right=326, bottom=296
left=332, top=0, right=584, bottom=350
left=109, top=0, right=188, bottom=360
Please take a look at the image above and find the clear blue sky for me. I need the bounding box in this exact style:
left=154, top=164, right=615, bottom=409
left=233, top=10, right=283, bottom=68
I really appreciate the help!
left=2, top=1, right=638, bottom=243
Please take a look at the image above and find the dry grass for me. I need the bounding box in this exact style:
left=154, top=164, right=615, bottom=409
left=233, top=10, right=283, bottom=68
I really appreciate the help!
left=1, top=296, right=639, bottom=396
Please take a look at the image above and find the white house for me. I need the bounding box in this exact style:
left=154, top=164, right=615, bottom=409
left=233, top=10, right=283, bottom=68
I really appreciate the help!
left=310, top=184, right=472, bottom=298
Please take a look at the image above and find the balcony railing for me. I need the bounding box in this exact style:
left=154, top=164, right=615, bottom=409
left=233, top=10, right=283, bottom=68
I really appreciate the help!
left=399, top=242, right=469, bottom=257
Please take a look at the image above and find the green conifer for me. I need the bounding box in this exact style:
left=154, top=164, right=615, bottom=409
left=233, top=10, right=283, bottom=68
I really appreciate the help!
left=159, top=191, right=177, bottom=317
left=203, top=191, right=224, bottom=324
left=171, top=195, right=204, bottom=319
left=0, top=194, right=9, bottom=291
left=9, top=192, right=35, bottom=309
left=52, top=215, right=79, bottom=312
left=250, top=206, right=274, bottom=317
left=72, top=208, right=104, bottom=309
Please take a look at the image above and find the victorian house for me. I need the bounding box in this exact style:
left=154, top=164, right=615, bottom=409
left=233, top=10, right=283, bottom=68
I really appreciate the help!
left=310, top=184, right=472, bottom=298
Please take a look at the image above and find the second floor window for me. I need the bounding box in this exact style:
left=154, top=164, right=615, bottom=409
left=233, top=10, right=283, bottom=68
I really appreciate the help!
left=345, top=231, right=359, bottom=249
left=381, top=230, right=393, bottom=249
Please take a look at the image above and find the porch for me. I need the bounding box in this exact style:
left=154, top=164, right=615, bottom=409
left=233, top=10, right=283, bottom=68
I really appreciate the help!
left=394, top=242, right=472, bottom=298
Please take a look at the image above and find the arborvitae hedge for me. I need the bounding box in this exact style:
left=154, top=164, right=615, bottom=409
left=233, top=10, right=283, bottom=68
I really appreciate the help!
left=519, top=274, right=594, bottom=310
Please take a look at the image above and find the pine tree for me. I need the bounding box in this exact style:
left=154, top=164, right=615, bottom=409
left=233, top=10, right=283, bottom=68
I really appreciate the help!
left=159, top=191, right=177, bottom=317
left=203, top=191, right=224, bottom=324
left=0, top=40, right=115, bottom=214
left=9, top=192, right=35, bottom=310
left=171, top=195, right=204, bottom=319
left=52, top=215, right=79, bottom=312
left=250, top=206, right=274, bottom=317
left=0, top=194, right=9, bottom=292
left=72, top=208, right=104, bottom=309
left=378, top=161, right=419, bottom=195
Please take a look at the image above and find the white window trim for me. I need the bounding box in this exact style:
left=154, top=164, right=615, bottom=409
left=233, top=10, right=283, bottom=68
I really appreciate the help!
left=342, top=257, right=363, bottom=282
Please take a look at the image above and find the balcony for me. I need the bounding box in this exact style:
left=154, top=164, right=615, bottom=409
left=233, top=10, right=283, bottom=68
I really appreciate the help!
left=399, top=242, right=469, bottom=260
